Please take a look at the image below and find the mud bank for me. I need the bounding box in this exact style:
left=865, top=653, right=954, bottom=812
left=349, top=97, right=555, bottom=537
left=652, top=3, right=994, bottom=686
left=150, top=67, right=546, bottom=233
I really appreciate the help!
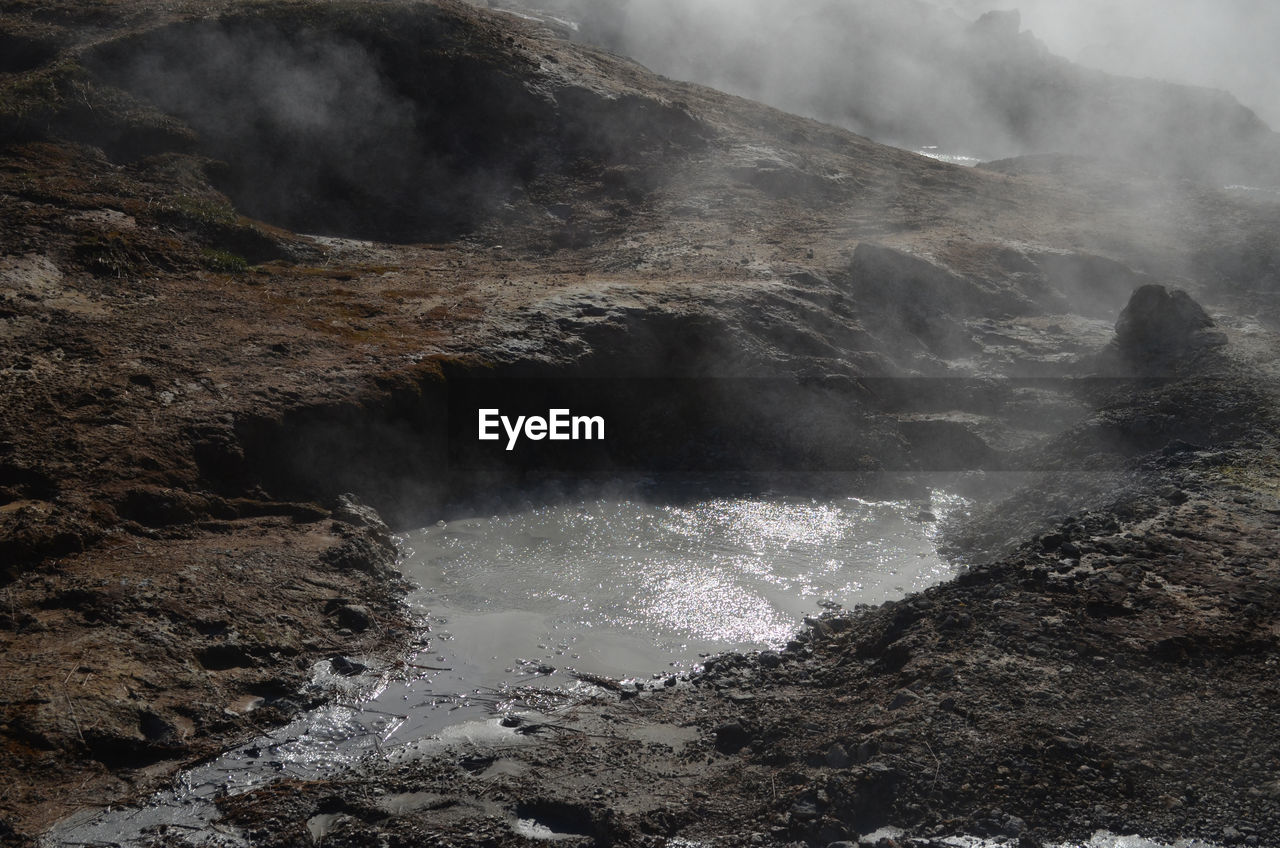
left=3, top=0, right=1280, bottom=843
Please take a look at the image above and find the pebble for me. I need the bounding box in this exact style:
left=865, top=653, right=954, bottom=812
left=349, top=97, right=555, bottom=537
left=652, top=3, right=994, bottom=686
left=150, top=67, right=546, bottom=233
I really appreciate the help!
left=714, top=721, right=751, bottom=753
left=335, top=603, right=374, bottom=633
left=329, top=655, right=366, bottom=676
left=888, top=689, right=919, bottom=710
left=789, top=799, right=819, bottom=821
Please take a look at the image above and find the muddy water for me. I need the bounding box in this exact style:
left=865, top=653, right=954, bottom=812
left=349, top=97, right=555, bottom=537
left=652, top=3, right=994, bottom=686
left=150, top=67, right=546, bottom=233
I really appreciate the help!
left=399, top=493, right=965, bottom=686
left=49, top=489, right=968, bottom=845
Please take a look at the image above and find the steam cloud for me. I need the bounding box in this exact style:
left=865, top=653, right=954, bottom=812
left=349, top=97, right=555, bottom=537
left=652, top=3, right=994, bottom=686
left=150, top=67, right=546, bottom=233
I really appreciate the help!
left=536, top=0, right=1280, bottom=183
left=943, top=0, right=1280, bottom=128
left=89, top=21, right=509, bottom=241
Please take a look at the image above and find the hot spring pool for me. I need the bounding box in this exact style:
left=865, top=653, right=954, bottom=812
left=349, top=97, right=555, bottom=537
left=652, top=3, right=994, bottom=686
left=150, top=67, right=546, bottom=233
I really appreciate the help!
left=398, top=492, right=967, bottom=685
left=50, top=488, right=970, bottom=845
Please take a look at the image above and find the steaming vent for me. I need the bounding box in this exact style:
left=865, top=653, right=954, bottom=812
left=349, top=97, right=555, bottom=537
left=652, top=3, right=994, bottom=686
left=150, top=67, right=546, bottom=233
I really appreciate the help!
left=83, top=6, right=705, bottom=242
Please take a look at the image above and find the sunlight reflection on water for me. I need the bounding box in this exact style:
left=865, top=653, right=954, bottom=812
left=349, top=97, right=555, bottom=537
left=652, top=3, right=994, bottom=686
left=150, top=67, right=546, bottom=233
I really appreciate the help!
left=916, top=146, right=983, bottom=166
left=399, top=492, right=968, bottom=664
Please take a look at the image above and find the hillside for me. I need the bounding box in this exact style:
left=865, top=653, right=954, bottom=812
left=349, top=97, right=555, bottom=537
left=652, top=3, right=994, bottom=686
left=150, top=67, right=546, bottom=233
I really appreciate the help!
left=504, top=0, right=1280, bottom=186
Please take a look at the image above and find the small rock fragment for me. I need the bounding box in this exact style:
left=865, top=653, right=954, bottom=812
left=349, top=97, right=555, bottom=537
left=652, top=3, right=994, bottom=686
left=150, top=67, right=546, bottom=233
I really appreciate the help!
left=330, top=655, right=366, bottom=676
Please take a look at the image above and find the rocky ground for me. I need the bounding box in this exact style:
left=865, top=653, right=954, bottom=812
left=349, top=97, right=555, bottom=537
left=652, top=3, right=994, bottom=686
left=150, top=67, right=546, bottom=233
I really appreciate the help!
left=212, top=418, right=1280, bottom=848
left=2, top=0, right=1280, bottom=845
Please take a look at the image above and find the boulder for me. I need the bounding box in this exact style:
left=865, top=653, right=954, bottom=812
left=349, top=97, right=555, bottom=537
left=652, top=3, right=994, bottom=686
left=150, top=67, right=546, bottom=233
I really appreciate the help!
left=1113, top=284, right=1225, bottom=363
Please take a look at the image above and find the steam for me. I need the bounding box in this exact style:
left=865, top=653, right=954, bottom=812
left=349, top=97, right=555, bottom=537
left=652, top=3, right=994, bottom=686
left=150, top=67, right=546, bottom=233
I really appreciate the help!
left=537, top=0, right=1280, bottom=183
left=88, top=21, right=506, bottom=241
left=942, top=0, right=1280, bottom=128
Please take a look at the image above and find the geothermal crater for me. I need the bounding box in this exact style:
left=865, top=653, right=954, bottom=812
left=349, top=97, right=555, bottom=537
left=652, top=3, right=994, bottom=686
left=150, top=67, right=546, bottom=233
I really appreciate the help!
left=2, top=1, right=1280, bottom=846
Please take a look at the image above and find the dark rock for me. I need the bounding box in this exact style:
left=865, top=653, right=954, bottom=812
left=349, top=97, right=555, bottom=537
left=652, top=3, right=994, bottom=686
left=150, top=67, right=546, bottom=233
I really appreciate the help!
left=714, top=720, right=752, bottom=753
left=815, top=820, right=851, bottom=844
left=888, top=689, right=920, bottom=710
left=138, top=711, right=182, bottom=744
left=334, top=603, right=374, bottom=633
left=197, top=641, right=255, bottom=670
left=825, top=742, right=851, bottom=769
left=853, top=740, right=880, bottom=763
left=329, top=655, right=366, bottom=676
left=1040, top=532, right=1065, bottom=552
left=789, top=797, right=820, bottom=822
left=1113, top=284, right=1224, bottom=363
left=804, top=616, right=834, bottom=639
left=972, top=808, right=1029, bottom=838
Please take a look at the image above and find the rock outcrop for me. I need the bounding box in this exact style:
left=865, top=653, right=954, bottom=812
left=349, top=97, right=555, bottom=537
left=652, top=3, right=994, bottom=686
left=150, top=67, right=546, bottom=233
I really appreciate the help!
left=1114, top=284, right=1227, bottom=365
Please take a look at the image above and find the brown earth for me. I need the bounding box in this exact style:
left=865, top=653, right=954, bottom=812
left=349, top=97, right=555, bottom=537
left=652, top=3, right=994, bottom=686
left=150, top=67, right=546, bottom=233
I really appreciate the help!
left=2, top=0, right=1280, bottom=844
